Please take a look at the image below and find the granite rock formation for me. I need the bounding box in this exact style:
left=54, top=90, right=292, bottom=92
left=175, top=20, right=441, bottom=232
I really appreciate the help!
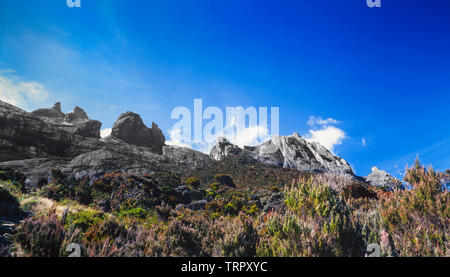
left=1, top=100, right=360, bottom=187
left=0, top=100, right=208, bottom=185
left=364, top=167, right=403, bottom=191
left=210, top=133, right=354, bottom=175
left=107, top=112, right=165, bottom=154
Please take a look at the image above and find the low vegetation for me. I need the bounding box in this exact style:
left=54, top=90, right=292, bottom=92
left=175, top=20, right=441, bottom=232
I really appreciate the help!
left=0, top=159, right=447, bottom=257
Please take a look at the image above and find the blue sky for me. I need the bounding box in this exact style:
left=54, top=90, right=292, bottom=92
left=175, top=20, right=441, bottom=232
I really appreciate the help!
left=0, top=0, right=449, bottom=177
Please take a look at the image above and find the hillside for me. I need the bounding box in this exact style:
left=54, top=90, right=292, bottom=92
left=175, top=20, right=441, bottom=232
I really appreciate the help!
left=0, top=160, right=448, bottom=257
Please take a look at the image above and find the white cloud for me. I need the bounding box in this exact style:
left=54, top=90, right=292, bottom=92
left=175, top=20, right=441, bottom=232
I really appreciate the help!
left=362, top=138, right=367, bottom=147
left=100, top=128, right=112, bottom=138
left=304, top=116, right=347, bottom=153
left=306, top=126, right=346, bottom=153
left=0, top=73, right=49, bottom=110
left=307, top=116, right=340, bottom=127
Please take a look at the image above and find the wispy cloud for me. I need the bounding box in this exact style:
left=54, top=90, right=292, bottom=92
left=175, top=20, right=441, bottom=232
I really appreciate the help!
left=0, top=71, right=49, bottom=111
left=304, top=116, right=347, bottom=153
left=307, top=116, right=340, bottom=127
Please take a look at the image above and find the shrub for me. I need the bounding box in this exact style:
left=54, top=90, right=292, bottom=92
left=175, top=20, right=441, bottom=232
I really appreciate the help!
left=39, top=183, right=68, bottom=202
left=15, top=212, right=64, bottom=257
left=0, top=187, right=21, bottom=217
left=117, top=207, right=148, bottom=219
left=342, top=183, right=378, bottom=200
left=65, top=210, right=104, bottom=233
left=185, top=177, right=201, bottom=189
left=85, top=217, right=127, bottom=245
left=380, top=160, right=449, bottom=256
left=258, top=177, right=364, bottom=257
left=0, top=168, right=26, bottom=184
left=220, top=214, right=258, bottom=257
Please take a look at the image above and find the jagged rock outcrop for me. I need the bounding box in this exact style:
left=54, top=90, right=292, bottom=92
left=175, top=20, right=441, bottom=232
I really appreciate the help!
left=365, top=167, right=403, bottom=191
left=32, top=103, right=102, bottom=139
left=210, top=137, right=252, bottom=160
left=0, top=100, right=210, bottom=185
left=31, top=102, right=65, bottom=118
left=64, top=106, right=89, bottom=122
left=0, top=100, right=84, bottom=161
left=0, top=100, right=358, bottom=186
left=108, top=112, right=165, bottom=154
left=210, top=133, right=354, bottom=175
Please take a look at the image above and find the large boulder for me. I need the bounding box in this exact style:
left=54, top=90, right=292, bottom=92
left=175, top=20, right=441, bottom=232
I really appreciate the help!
left=109, top=112, right=165, bottom=154
left=365, top=167, right=403, bottom=191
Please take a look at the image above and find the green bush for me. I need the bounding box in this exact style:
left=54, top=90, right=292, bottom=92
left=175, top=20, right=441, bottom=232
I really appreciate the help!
left=258, top=177, right=364, bottom=257
left=65, top=210, right=105, bottom=233
left=380, top=160, right=449, bottom=256
left=117, top=207, right=148, bottom=219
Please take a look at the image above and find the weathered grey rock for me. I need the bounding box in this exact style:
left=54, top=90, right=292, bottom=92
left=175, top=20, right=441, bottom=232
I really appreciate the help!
left=30, top=102, right=102, bottom=139
left=0, top=100, right=358, bottom=187
left=175, top=185, right=194, bottom=204
left=0, top=100, right=80, bottom=161
left=365, top=167, right=403, bottom=191
left=31, top=102, right=65, bottom=118
left=64, top=106, right=89, bottom=122
left=255, top=190, right=285, bottom=213
left=210, top=137, right=254, bottom=161
left=163, top=145, right=211, bottom=170
left=109, top=112, right=165, bottom=154
left=210, top=133, right=354, bottom=175
left=0, top=101, right=211, bottom=184
left=186, top=200, right=207, bottom=211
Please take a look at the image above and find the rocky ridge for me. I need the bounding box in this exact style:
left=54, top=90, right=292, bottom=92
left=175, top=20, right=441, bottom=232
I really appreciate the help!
left=0, top=101, right=209, bottom=184
left=1, top=101, right=360, bottom=186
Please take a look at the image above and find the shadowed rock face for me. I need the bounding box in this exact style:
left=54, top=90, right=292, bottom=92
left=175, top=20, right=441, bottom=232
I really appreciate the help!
left=210, top=134, right=354, bottom=175
left=0, top=101, right=79, bottom=161
left=0, top=101, right=209, bottom=185
left=31, top=102, right=65, bottom=118
left=109, top=112, right=165, bottom=154
left=30, top=103, right=102, bottom=139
